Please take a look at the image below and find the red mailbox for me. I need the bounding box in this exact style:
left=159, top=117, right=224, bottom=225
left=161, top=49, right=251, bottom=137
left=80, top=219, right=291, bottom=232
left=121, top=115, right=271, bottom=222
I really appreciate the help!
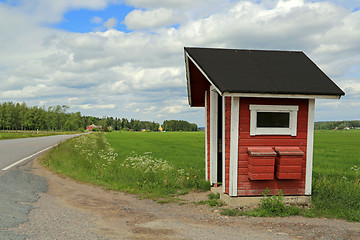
left=274, top=147, right=304, bottom=179
left=247, top=147, right=277, bottom=180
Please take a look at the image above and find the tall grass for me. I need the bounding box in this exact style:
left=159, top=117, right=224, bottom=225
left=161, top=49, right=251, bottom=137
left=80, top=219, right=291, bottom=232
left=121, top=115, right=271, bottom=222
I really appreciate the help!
left=104, top=131, right=205, bottom=170
left=40, top=132, right=209, bottom=199
left=309, top=130, right=360, bottom=221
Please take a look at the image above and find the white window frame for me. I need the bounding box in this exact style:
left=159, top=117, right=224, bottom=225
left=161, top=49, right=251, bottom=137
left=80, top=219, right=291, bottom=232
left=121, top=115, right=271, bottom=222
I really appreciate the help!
left=249, top=105, right=299, bottom=136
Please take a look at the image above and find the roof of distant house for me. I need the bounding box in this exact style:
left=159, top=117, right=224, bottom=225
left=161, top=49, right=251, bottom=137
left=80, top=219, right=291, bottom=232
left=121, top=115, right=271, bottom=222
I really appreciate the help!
left=185, top=47, right=345, bottom=106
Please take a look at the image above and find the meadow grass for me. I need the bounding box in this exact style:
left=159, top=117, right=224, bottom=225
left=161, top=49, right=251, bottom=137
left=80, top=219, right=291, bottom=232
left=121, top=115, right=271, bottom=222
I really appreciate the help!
left=0, top=131, right=78, bottom=140
left=104, top=131, right=205, bottom=170
left=40, top=132, right=210, bottom=199
left=309, top=130, right=360, bottom=221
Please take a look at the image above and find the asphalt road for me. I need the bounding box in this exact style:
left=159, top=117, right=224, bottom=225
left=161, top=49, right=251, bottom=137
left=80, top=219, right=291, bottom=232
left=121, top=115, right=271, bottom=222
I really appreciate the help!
left=0, top=134, right=81, bottom=240
left=0, top=134, right=81, bottom=173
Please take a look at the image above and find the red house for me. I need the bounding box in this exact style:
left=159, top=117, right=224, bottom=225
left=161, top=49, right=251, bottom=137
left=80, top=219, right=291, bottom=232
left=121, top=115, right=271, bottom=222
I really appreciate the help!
left=185, top=47, right=344, bottom=197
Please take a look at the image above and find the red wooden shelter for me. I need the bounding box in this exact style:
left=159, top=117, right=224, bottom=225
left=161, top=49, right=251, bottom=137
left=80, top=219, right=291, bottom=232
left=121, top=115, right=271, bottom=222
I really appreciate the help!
left=185, top=47, right=344, bottom=197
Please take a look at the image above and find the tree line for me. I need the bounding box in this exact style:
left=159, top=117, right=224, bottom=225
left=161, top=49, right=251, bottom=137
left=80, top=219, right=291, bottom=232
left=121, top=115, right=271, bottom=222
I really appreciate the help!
left=0, top=102, right=198, bottom=132
left=315, top=120, right=360, bottom=130
left=162, top=120, right=198, bottom=131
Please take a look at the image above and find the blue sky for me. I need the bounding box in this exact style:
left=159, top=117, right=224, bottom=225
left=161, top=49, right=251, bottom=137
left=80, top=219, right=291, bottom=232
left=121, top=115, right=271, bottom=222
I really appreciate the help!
left=0, top=0, right=359, bottom=126
left=52, top=4, right=134, bottom=33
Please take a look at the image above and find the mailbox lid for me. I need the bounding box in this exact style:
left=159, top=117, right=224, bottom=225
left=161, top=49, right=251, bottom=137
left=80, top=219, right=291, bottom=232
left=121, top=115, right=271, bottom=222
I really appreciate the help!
left=247, top=147, right=276, bottom=157
left=274, top=147, right=304, bottom=156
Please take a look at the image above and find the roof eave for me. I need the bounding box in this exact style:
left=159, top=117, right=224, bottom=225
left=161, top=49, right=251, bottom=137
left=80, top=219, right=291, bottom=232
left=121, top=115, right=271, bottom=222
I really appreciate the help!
left=184, top=51, right=193, bottom=106
left=185, top=50, right=223, bottom=95
left=222, top=92, right=343, bottom=99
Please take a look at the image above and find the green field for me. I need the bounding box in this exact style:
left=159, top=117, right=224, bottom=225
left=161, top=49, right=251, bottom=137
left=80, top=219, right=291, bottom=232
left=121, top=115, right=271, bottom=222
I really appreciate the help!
left=313, top=130, right=360, bottom=178
left=105, top=131, right=204, bottom=170
left=40, top=130, right=360, bottom=221
left=0, top=131, right=77, bottom=140
left=311, top=130, right=360, bottom=221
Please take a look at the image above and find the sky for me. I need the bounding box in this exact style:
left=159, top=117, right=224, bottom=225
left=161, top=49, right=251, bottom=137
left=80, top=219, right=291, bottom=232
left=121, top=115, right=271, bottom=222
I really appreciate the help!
left=0, top=0, right=359, bottom=126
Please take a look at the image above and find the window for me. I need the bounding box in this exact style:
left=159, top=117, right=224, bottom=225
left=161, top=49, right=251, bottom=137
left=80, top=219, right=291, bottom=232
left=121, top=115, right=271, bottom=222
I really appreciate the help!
left=249, top=105, right=299, bottom=136
left=257, top=112, right=290, bottom=128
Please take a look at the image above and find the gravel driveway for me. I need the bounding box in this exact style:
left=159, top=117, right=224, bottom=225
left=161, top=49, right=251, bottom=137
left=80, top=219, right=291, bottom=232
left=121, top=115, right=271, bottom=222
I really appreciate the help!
left=2, top=159, right=360, bottom=240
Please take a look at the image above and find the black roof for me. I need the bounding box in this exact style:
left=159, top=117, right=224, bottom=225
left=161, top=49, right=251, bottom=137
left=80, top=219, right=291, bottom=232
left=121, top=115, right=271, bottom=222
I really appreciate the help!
left=185, top=47, right=344, bottom=105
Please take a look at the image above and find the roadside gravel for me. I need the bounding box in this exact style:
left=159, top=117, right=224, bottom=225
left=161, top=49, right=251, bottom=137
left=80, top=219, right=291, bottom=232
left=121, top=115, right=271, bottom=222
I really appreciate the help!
left=13, top=192, right=106, bottom=240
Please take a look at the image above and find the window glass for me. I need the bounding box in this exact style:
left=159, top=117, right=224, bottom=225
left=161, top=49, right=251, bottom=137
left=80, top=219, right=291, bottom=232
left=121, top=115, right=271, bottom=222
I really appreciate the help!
left=257, top=112, right=290, bottom=128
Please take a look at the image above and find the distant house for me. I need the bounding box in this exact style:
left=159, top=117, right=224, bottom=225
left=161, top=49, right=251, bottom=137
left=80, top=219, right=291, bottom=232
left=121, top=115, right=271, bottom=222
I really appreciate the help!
left=86, top=124, right=101, bottom=131
left=185, top=47, right=344, bottom=198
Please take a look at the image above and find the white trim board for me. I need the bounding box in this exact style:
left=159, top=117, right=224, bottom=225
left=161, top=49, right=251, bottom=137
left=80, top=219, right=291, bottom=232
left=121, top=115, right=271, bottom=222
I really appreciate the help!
left=222, top=96, right=226, bottom=193
left=185, top=53, right=193, bottom=106
left=229, top=97, right=240, bottom=196
left=305, top=99, right=315, bottom=195
left=204, top=90, right=208, bottom=181
left=209, top=86, right=218, bottom=184
left=249, top=105, right=299, bottom=136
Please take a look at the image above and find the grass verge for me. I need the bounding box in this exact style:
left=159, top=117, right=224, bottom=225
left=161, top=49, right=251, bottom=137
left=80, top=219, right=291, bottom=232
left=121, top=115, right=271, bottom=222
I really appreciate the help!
left=40, top=132, right=210, bottom=199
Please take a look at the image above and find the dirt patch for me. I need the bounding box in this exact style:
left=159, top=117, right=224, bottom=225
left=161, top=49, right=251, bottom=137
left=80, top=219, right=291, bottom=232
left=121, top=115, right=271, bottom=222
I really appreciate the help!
left=31, top=159, right=360, bottom=240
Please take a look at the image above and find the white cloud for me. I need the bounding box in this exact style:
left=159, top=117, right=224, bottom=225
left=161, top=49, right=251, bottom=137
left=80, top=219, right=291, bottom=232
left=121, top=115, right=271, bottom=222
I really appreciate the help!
left=76, top=104, right=116, bottom=110
left=124, top=0, right=209, bottom=9
left=0, top=84, right=49, bottom=98
left=90, top=16, right=103, bottom=24
left=316, top=101, right=342, bottom=109
left=104, top=17, right=118, bottom=29
left=338, top=80, right=360, bottom=95
left=67, top=97, right=79, bottom=102
left=124, top=8, right=179, bottom=30
left=144, top=106, right=156, bottom=111
left=161, top=105, right=187, bottom=114
left=21, top=0, right=114, bottom=24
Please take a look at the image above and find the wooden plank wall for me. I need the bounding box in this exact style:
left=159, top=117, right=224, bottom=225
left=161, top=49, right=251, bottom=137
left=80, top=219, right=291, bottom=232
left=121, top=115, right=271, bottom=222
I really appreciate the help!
left=237, top=97, right=309, bottom=196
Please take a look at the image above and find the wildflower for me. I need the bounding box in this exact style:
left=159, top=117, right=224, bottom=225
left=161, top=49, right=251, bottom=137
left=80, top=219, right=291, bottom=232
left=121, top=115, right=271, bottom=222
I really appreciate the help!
left=187, top=177, right=189, bottom=180
left=121, top=153, right=174, bottom=173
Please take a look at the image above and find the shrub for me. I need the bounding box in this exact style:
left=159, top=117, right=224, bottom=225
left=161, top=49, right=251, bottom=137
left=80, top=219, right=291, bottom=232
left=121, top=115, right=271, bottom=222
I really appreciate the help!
left=260, top=188, right=286, bottom=213
left=247, top=188, right=301, bottom=217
